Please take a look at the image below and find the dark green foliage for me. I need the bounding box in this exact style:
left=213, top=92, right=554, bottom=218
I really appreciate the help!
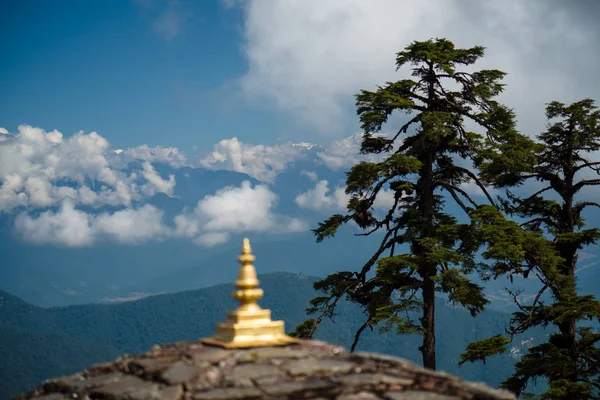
left=288, top=318, right=316, bottom=338
left=463, top=99, right=600, bottom=399
left=0, top=323, right=121, bottom=400
left=1, top=273, right=522, bottom=399
left=296, top=38, right=519, bottom=370
left=502, top=328, right=600, bottom=399
left=459, top=335, right=510, bottom=366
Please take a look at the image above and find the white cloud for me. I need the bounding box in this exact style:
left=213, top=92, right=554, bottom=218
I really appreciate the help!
left=14, top=200, right=95, bottom=247
left=295, top=180, right=349, bottom=212
left=196, top=181, right=279, bottom=231
left=55, top=130, right=116, bottom=185
left=14, top=200, right=169, bottom=246
left=14, top=181, right=308, bottom=247
left=173, top=180, right=308, bottom=247
left=195, top=232, right=230, bottom=247
left=296, top=179, right=397, bottom=213
left=0, top=128, right=8, bottom=134
left=374, top=188, right=396, bottom=210
left=198, top=132, right=394, bottom=183
left=235, top=0, right=600, bottom=137
left=315, top=132, right=386, bottom=170
left=0, top=125, right=180, bottom=213
left=190, top=180, right=307, bottom=234
left=124, top=144, right=188, bottom=168
left=300, top=170, right=318, bottom=182
left=199, top=137, right=308, bottom=183
left=93, top=205, right=169, bottom=244
left=173, top=212, right=200, bottom=237
left=1, top=126, right=310, bottom=247
left=140, top=161, right=176, bottom=197
left=459, top=181, right=486, bottom=199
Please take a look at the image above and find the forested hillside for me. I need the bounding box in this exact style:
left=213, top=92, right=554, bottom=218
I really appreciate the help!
left=0, top=272, right=534, bottom=399
left=0, top=323, right=122, bottom=399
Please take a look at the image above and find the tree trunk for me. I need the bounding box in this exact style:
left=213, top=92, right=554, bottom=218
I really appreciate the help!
left=421, top=274, right=436, bottom=369
left=418, top=142, right=437, bottom=370
left=555, top=165, right=578, bottom=389
left=417, top=66, right=438, bottom=370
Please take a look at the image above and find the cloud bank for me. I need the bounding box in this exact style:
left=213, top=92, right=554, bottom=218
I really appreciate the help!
left=1, top=126, right=308, bottom=247
left=234, top=0, right=600, bottom=137
left=14, top=200, right=170, bottom=247
left=198, top=132, right=388, bottom=182
left=15, top=180, right=306, bottom=248
left=0, top=125, right=178, bottom=213
left=296, top=179, right=396, bottom=213
left=199, top=138, right=308, bottom=183
left=174, top=180, right=307, bottom=245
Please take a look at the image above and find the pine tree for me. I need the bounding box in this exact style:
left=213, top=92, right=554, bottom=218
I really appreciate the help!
left=462, top=99, right=600, bottom=399
left=292, top=38, right=517, bottom=370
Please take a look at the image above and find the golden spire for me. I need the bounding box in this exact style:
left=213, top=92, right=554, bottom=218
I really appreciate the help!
left=202, top=238, right=300, bottom=348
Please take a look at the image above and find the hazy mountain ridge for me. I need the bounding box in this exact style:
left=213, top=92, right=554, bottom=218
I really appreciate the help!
left=0, top=323, right=122, bottom=400
left=1, top=159, right=598, bottom=311
left=0, top=272, right=547, bottom=399
left=0, top=165, right=286, bottom=307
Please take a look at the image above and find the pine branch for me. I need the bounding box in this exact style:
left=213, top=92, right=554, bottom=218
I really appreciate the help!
left=453, top=166, right=497, bottom=206
left=350, top=317, right=373, bottom=353
left=435, top=181, right=475, bottom=214
left=508, top=280, right=549, bottom=340
left=507, top=288, right=527, bottom=313
left=521, top=172, right=564, bottom=193
left=574, top=201, right=600, bottom=216
left=520, top=217, right=557, bottom=231
left=307, top=224, right=402, bottom=337
left=305, top=279, right=358, bottom=339
left=355, top=187, right=404, bottom=237
left=574, top=161, right=600, bottom=172
left=357, top=224, right=403, bottom=279
left=388, top=114, right=423, bottom=153
left=574, top=179, right=600, bottom=193
left=520, top=186, right=553, bottom=205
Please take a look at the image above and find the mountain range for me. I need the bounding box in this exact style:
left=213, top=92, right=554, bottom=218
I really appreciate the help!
left=2, top=158, right=598, bottom=310
left=0, top=272, right=546, bottom=400
left=2, top=132, right=599, bottom=399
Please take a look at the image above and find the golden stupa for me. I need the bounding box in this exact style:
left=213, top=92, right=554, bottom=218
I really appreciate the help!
left=202, top=238, right=300, bottom=348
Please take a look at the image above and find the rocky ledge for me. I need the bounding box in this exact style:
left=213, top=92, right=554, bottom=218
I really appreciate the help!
left=16, top=340, right=515, bottom=400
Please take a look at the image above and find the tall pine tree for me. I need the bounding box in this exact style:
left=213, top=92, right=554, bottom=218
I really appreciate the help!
left=292, top=38, right=517, bottom=370
left=462, top=99, right=600, bottom=399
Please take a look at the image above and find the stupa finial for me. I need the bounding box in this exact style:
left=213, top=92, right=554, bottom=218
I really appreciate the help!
left=202, top=238, right=299, bottom=348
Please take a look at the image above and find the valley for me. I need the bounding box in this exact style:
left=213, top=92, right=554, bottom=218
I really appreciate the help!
left=0, top=272, right=540, bottom=399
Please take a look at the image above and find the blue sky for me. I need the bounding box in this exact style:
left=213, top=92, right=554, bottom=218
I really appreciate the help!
left=1, top=0, right=599, bottom=249
left=3, top=0, right=598, bottom=153
left=0, top=0, right=316, bottom=150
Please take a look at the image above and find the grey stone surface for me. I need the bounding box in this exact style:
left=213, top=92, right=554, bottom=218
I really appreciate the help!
left=260, top=379, right=336, bottom=397
left=282, top=358, right=356, bottom=376
left=189, top=348, right=232, bottom=366
left=15, top=339, right=516, bottom=400
left=193, top=387, right=264, bottom=399
left=68, top=371, right=124, bottom=391
left=384, top=392, right=461, bottom=400
left=161, top=361, right=200, bottom=385
left=338, top=373, right=414, bottom=387
left=337, top=392, right=382, bottom=400
left=229, top=363, right=284, bottom=382
left=90, top=375, right=159, bottom=400
left=30, top=394, right=69, bottom=400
